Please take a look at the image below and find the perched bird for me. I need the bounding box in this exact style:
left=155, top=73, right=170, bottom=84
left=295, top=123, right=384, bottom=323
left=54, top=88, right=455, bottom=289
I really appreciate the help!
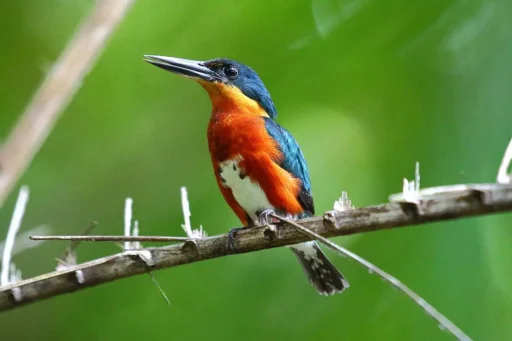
left=144, top=55, right=348, bottom=295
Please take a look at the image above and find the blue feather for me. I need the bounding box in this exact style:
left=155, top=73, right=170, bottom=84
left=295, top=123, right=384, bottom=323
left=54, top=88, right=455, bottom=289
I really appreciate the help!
left=264, top=117, right=314, bottom=217
left=204, top=58, right=278, bottom=119
left=229, top=62, right=277, bottom=119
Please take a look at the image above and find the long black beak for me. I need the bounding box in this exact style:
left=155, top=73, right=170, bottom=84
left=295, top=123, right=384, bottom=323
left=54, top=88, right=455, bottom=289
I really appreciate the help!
left=143, top=55, right=220, bottom=82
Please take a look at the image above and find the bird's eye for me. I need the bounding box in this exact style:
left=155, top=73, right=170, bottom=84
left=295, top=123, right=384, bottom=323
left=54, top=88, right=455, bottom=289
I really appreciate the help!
left=223, top=65, right=238, bottom=79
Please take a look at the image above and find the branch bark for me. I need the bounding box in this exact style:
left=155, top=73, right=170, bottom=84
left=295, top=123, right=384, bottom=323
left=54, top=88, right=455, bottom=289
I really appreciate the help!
left=0, top=183, right=511, bottom=312
left=0, top=0, right=135, bottom=207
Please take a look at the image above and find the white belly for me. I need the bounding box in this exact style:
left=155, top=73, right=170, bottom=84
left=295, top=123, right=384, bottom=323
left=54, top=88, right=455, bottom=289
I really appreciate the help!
left=219, top=157, right=274, bottom=222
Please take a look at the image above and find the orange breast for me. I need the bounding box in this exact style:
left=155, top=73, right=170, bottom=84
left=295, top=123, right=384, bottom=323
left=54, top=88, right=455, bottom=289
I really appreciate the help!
left=203, top=82, right=304, bottom=218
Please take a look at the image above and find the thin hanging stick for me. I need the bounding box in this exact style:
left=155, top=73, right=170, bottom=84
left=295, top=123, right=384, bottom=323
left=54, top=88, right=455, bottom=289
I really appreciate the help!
left=270, top=213, right=472, bottom=341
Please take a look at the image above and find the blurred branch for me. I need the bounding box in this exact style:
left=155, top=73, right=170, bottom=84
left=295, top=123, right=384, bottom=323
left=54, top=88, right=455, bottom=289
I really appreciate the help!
left=0, top=183, right=511, bottom=312
left=0, top=0, right=135, bottom=207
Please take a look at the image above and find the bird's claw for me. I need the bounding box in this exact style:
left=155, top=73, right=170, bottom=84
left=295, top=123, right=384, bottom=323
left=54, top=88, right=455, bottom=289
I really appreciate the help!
left=228, top=210, right=278, bottom=253
left=227, top=227, right=243, bottom=254
left=258, top=209, right=277, bottom=226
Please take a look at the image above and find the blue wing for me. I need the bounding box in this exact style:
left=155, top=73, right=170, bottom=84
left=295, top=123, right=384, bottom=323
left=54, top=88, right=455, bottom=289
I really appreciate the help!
left=264, top=117, right=314, bottom=217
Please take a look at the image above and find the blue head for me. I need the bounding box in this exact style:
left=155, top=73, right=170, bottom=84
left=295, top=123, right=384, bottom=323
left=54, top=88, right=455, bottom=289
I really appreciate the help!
left=144, top=55, right=278, bottom=119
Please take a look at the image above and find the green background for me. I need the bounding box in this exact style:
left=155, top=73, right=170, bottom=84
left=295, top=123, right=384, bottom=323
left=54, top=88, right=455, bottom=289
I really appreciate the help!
left=1, top=0, right=511, bottom=340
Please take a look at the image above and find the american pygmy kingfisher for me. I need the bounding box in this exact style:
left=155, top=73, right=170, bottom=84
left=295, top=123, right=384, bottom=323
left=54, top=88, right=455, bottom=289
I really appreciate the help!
left=144, top=55, right=348, bottom=295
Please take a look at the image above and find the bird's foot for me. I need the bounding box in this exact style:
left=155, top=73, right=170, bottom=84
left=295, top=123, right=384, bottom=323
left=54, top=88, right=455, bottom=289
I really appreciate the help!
left=257, top=209, right=278, bottom=226
left=227, top=227, right=243, bottom=254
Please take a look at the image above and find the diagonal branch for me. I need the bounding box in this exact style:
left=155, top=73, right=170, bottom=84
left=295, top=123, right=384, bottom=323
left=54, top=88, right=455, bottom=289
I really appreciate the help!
left=270, top=213, right=471, bottom=341
left=0, top=183, right=511, bottom=312
left=0, top=0, right=135, bottom=207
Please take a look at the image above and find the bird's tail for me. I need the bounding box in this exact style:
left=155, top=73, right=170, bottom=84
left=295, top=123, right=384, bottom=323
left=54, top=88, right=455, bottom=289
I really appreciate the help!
left=290, top=241, right=349, bottom=295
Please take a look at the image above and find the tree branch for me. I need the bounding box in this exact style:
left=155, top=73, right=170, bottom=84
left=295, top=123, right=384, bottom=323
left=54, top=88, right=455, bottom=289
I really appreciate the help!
left=0, top=183, right=511, bottom=312
left=0, top=0, right=135, bottom=207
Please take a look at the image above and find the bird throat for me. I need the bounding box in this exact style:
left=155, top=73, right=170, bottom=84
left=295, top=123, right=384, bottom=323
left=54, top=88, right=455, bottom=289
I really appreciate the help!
left=198, top=81, right=270, bottom=118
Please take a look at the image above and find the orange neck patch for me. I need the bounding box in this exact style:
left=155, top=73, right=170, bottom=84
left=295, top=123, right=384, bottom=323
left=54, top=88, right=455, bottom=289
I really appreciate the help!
left=198, top=81, right=269, bottom=118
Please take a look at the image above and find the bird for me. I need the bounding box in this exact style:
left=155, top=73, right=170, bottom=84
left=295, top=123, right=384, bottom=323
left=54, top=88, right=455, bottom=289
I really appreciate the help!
left=143, top=55, right=349, bottom=295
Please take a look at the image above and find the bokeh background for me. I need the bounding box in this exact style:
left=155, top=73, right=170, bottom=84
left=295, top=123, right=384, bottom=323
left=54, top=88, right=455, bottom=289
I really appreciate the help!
left=1, top=0, right=511, bottom=340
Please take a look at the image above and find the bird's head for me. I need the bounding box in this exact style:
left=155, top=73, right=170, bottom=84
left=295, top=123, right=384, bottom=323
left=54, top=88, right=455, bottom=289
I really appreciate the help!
left=144, top=55, right=277, bottom=119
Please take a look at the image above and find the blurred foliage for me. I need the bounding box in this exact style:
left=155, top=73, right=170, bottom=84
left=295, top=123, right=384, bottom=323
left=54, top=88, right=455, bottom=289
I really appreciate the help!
left=1, top=0, right=511, bottom=340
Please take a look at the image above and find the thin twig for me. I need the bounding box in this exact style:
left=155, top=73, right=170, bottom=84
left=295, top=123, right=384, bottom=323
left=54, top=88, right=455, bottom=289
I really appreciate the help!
left=63, top=221, right=97, bottom=255
left=270, top=213, right=471, bottom=341
left=497, top=138, right=512, bottom=184
left=30, top=235, right=190, bottom=242
left=119, top=197, right=170, bottom=304
left=0, top=183, right=511, bottom=312
left=1, top=186, right=29, bottom=286
left=0, top=0, right=135, bottom=207
left=55, top=222, right=98, bottom=283
left=181, top=187, right=192, bottom=237
left=124, top=198, right=133, bottom=250
left=148, top=272, right=170, bottom=306
left=180, top=187, right=207, bottom=239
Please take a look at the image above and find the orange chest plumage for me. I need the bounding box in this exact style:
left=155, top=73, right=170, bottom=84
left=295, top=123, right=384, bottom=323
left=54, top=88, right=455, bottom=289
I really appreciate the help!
left=203, top=81, right=278, bottom=162
left=205, top=100, right=304, bottom=224
left=200, top=80, right=304, bottom=224
left=207, top=110, right=278, bottom=162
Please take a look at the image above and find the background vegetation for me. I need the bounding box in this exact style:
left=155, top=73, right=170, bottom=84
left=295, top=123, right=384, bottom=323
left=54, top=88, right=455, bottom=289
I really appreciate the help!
left=1, top=0, right=511, bottom=340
